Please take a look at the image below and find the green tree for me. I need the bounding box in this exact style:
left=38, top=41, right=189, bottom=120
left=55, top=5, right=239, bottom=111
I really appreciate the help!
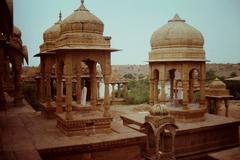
left=126, top=79, right=149, bottom=104
left=123, top=73, right=135, bottom=80
left=206, top=69, right=216, bottom=81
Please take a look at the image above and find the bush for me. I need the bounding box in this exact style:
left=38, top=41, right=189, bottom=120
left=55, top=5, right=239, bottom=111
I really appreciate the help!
left=126, top=79, right=149, bottom=104
left=23, top=83, right=41, bottom=111
left=225, top=81, right=240, bottom=100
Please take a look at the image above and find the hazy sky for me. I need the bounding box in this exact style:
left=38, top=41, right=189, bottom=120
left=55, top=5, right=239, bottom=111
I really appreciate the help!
left=14, top=0, right=240, bottom=66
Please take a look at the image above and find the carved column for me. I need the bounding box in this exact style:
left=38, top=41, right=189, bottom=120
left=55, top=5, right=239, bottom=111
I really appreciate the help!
left=111, top=83, right=115, bottom=100
left=65, top=55, right=73, bottom=120
left=97, top=81, right=100, bottom=99
left=199, top=63, right=206, bottom=108
left=45, top=72, right=52, bottom=107
left=189, top=77, right=194, bottom=103
left=90, top=61, right=97, bottom=108
left=159, top=80, right=166, bottom=104
left=104, top=74, right=111, bottom=117
left=159, top=65, right=166, bottom=104
left=182, top=64, right=189, bottom=109
left=153, top=79, right=158, bottom=104
left=149, top=78, right=154, bottom=105
left=76, top=64, right=82, bottom=105
left=0, top=45, right=5, bottom=106
left=56, top=62, right=63, bottom=113
left=169, top=70, right=175, bottom=102
left=117, top=83, right=121, bottom=98
left=14, top=55, right=23, bottom=107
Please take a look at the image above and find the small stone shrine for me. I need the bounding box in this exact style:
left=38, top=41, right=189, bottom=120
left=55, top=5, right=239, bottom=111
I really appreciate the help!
left=206, top=78, right=233, bottom=116
left=142, top=104, right=178, bottom=160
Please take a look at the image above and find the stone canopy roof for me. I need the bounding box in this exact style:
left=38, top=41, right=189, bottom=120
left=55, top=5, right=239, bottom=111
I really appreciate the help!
left=39, top=0, right=118, bottom=54
left=149, top=14, right=206, bottom=62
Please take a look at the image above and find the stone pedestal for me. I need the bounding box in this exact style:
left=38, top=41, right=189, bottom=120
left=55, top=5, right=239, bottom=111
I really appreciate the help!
left=168, top=106, right=207, bottom=122
left=56, top=111, right=112, bottom=136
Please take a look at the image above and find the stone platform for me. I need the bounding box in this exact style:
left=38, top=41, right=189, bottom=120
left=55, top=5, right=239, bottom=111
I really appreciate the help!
left=1, top=102, right=146, bottom=160
left=121, top=112, right=240, bottom=160
left=56, top=111, right=113, bottom=136
left=207, top=147, right=240, bottom=160
left=166, top=103, right=207, bottom=122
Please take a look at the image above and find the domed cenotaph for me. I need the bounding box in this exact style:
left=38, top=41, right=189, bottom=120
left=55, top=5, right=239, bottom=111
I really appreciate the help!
left=149, top=14, right=206, bottom=121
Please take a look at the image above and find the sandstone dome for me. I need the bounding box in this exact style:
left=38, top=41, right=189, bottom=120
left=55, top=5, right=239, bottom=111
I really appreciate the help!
left=56, top=0, right=110, bottom=49
left=40, top=13, right=62, bottom=52
left=43, top=17, right=61, bottom=42
left=149, top=14, right=205, bottom=62
left=60, top=2, right=103, bottom=35
left=209, top=78, right=226, bottom=89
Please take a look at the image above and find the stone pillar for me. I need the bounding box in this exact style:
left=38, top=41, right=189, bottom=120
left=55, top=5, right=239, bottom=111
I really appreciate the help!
left=159, top=80, right=166, bottom=104
left=90, top=62, right=97, bottom=108
left=14, top=56, right=23, bottom=107
left=199, top=63, right=206, bottom=108
left=159, top=65, right=166, bottom=104
left=65, top=55, right=73, bottom=120
left=153, top=79, right=158, bottom=104
left=56, top=62, right=63, bottom=113
left=149, top=78, right=154, bottom=105
left=104, top=74, right=111, bottom=117
left=182, top=64, right=189, bottom=109
left=170, top=78, right=174, bottom=102
left=76, top=64, right=82, bottom=105
left=189, top=78, right=194, bottom=103
left=117, top=83, right=121, bottom=98
left=0, top=45, right=5, bottom=107
left=182, top=80, right=189, bottom=109
left=111, top=83, right=115, bottom=100
left=45, top=72, right=52, bottom=107
left=97, top=81, right=100, bottom=99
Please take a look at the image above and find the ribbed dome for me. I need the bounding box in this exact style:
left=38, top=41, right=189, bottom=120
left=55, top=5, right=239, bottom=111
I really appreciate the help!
left=43, top=18, right=61, bottom=42
left=60, top=1, right=104, bottom=34
left=149, top=14, right=205, bottom=62
left=56, top=1, right=110, bottom=49
left=209, top=78, right=226, bottom=89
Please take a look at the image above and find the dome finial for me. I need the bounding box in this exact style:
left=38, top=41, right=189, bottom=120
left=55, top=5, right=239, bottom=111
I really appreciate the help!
left=59, top=10, right=62, bottom=21
left=168, top=13, right=185, bottom=22
left=77, top=0, right=87, bottom=11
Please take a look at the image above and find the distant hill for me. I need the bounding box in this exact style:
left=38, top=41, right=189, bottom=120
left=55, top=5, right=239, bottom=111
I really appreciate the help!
left=23, top=63, right=240, bottom=80
left=112, top=64, right=240, bottom=79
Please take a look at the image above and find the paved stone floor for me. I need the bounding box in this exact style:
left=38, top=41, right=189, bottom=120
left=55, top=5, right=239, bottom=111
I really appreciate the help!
left=1, top=99, right=240, bottom=160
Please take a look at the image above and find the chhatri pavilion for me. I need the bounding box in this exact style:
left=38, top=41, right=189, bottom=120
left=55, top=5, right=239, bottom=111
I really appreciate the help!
left=148, top=14, right=206, bottom=121
left=35, top=0, right=119, bottom=135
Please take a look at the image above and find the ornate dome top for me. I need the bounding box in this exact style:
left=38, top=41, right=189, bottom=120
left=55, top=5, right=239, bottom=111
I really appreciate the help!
left=151, top=14, right=204, bottom=49
left=60, top=0, right=104, bottom=34
left=149, top=104, right=169, bottom=116
left=55, top=0, right=111, bottom=50
left=149, top=14, right=205, bottom=62
left=209, top=78, right=226, bottom=89
left=43, top=12, right=62, bottom=42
